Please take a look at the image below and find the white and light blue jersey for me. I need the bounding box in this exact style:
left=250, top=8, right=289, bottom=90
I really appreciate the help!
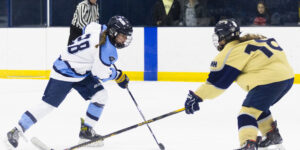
left=51, top=22, right=118, bottom=82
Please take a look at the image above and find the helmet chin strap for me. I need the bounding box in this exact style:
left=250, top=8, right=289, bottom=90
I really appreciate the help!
left=115, top=42, right=124, bottom=49
left=109, top=35, right=126, bottom=49
left=217, top=44, right=224, bottom=51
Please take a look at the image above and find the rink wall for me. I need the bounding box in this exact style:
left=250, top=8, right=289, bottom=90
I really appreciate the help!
left=0, top=27, right=299, bottom=83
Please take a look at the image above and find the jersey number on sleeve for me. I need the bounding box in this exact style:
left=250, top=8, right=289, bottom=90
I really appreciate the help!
left=244, top=38, right=283, bottom=58
left=68, top=34, right=91, bottom=54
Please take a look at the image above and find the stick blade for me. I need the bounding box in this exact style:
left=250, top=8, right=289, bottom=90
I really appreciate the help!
left=31, top=137, right=53, bottom=150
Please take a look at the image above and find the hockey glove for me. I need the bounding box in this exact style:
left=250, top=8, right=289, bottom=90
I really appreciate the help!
left=185, top=90, right=203, bottom=114
left=115, top=70, right=129, bottom=89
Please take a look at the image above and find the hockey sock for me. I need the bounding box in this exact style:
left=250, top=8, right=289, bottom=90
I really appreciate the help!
left=18, top=111, right=37, bottom=132
left=84, top=102, right=104, bottom=127
left=18, top=101, right=55, bottom=132
left=238, top=107, right=263, bottom=146
left=257, top=110, right=274, bottom=136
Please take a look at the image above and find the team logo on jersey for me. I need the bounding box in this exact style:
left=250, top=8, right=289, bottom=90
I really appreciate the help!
left=210, top=61, right=218, bottom=67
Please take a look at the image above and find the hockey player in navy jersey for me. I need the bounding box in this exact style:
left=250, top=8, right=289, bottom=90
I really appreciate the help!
left=184, top=19, right=294, bottom=150
left=6, top=15, right=133, bottom=149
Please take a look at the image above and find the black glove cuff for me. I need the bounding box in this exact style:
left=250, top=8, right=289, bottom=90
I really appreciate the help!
left=189, top=90, right=203, bottom=103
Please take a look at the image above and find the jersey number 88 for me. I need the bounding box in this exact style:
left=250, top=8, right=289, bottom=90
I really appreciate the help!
left=68, top=34, right=91, bottom=54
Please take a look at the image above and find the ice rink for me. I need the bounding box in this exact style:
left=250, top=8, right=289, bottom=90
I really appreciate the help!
left=0, top=79, right=299, bottom=150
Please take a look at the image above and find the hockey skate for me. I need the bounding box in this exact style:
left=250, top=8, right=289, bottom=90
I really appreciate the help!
left=5, top=127, right=27, bottom=149
left=235, top=140, right=258, bottom=150
left=78, top=118, right=104, bottom=147
left=258, top=121, right=285, bottom=150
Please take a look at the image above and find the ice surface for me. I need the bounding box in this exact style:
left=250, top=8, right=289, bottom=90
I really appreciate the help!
left=0, top=79, right=299, bottom=150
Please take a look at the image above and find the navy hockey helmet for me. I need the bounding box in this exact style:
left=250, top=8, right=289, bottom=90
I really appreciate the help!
left=107, top=15, right=133, bottom=49
left=213, top=18, right=240, bottom=51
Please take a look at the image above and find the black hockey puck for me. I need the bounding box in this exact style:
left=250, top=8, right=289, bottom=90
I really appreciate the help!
left=158, top=143, right=165, bottom=150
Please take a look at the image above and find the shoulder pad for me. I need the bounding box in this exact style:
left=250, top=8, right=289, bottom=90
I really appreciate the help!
left=99, top=36, right=118, bottom=66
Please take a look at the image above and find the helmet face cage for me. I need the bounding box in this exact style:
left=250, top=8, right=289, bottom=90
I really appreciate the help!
left=107, top=16, right=133, bottom=49
left=212, top=33, right=220, bottom=49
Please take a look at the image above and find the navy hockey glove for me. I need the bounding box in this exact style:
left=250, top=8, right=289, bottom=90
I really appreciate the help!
left=185, top=90, right=203, bottom=114
left=115, top=70, right=129, bottom=89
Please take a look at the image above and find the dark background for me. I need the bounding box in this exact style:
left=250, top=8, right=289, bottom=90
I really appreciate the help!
left=0, top=0, right=299, bottom=27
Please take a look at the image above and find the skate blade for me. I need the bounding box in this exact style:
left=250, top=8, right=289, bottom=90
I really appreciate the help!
left=78, top=139, right=104, bottom=147
left=258, top=144, right=286, bottom=150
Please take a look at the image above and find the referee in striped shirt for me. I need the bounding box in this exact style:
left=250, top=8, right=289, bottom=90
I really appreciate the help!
left=68, top=0, right=99, bottom=45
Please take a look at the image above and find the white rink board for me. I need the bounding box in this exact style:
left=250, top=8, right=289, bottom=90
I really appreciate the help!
left=0, top=27, right=299, bottom=73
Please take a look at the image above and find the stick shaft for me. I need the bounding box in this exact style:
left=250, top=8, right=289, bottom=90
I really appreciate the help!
left=126, top=87, right=161, bottom=146
left=66, top=108, right=185, bottom=150
left=113, top=64, right=162, bottom=146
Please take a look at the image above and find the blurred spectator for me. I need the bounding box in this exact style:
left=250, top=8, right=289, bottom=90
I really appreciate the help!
left=151, top=0, right=181, bottom=26
left=253, top=1, right=270, bottom=26
left=270, top=12, right=282, bottom=25
left=179, top=0, right=210, bottom=26
left=298, top=1, right=300, bottom=25
left=68, top=0, right=99, bottom=45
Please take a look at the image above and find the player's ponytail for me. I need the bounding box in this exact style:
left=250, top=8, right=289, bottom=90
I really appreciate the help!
left=239, top=34, right=267, bottom=42
left=95, top=30, right=108, bottom=48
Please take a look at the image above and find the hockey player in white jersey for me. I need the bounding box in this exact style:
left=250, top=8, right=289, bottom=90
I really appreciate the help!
left=6, top=15, right=133, bottom=149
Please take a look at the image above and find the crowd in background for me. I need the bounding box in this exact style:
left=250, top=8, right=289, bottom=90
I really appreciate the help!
left=0, top=0, right=299, bottom=27
left=151, top=0, right=300, bottom=26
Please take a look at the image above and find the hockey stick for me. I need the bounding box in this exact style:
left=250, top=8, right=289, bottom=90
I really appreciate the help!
left=31, top=137, right=53, bottom=150
left=126, top=87, right=165, bottom=150
left=64, top=108, right=185, bottom=150
left=113, top=64, right=165, bottom=149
